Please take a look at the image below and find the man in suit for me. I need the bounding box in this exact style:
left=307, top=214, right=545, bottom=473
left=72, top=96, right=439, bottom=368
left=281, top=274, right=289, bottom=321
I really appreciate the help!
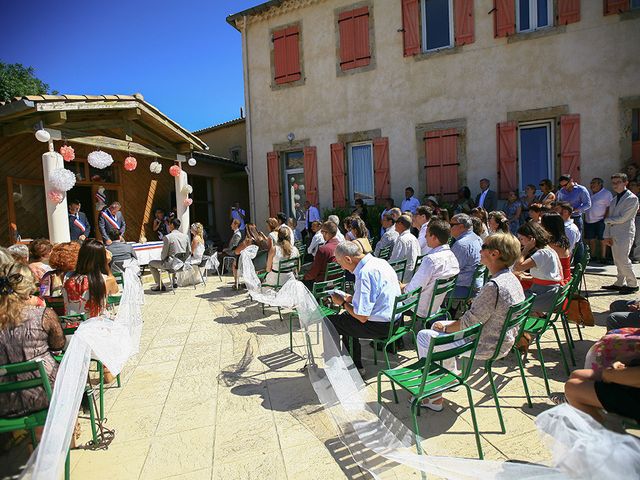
left=99, top=201, right=126, bottom=245
left=475, top=178, right=497, bottom=212
left=105, top=230, right=137, bottom=273
left=68, top=199, right=91, bottom=241
left=602, top=173, right=639, bottom=295
left=149, top=218, right=191, bottom=291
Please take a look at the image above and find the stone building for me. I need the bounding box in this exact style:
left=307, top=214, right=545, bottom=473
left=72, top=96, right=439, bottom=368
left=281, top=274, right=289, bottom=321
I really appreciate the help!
left=228, top=0, right=640, bottom=226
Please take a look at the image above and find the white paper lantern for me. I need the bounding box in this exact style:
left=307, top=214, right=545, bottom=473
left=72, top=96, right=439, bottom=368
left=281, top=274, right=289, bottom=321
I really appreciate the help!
left=87, top=150, right=114, bottom=169
left=294, top=194, right=300, bottom=201
left=298, top=185, right=305, bottom=191
left=149, top=161, right=162, bottom=174
left=181, top=184, right=193, bottom=195
left=187, top=157, right=197, bottom=167
left=49, top=168, right=76, bottom=192
left=35, top=129, right=50, bottom=142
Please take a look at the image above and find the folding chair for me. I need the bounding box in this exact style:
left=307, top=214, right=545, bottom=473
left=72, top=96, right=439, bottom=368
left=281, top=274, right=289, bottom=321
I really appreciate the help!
left=377, top=246, right=392, bottom=260
left=388, top=258, right=407, bottom=282
left=415, top=275, right=458, bottom=330
left=156, top=252, right=194, bottom=294
left=324, top=261, right=344, bottom=281
left=262, top=257, right=299, bottom=321
left=451, top=264, right=488, bottom=316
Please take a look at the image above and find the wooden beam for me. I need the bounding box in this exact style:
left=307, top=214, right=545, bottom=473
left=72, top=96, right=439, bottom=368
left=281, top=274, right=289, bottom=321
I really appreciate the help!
left=36, top=100, right=139, bottom=113
left=122, top=108, right=141, bottom=121
left=1, top=111, right=67, bottom=137
left=137, top=104, right=206, bottom=150
left=57, top=118, right=126, bottom=132
left=131, top=122, right=177, bottom=151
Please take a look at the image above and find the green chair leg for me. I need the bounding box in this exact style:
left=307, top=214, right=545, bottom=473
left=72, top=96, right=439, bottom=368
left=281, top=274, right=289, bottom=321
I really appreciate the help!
left=485, top=361, right=505, bottom=434
left=550, top=323, right=570, bottom=376
left=289, top=315, right=294, bottom=352
left=464, top=384, right=483, bottom=459
left=85, top=387, right=98, bottom=445
left=383, top=346, right=391, bottom=371
left=535, top=338, right=552, bottom=397
left=575, top=323, right=583, bottom=341
left=277, top=306, right=283, bottom=321
left=65, top=449, right=70, bottom=480
left=561, top=316, right=577, bottom=366
left=116, top=374, right=121, bottom=388
left=411, top=401, right=423, bottom=455
left=514, top=349, right=533, bottom=408
left=98, top=361, right=105, bottom=421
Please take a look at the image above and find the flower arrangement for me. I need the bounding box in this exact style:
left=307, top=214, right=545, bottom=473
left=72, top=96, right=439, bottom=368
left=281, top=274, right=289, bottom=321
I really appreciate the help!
left=183, top=198, right=193, bottom=207
left=181, top=184, right=193, bottom=195
left=47, top=190, right=64, bottom=204
left=59, top=145, right=75, bottom=162
left=48, top=168, right=76, bottom=192
left=149, top=161, right=162, bottom=174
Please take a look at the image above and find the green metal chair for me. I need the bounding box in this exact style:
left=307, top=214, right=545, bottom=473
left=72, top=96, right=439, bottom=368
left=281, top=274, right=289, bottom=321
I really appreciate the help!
left=262, top=257, right=300, bottom=320
left=377, top=246, right=392, bottom=260
left=415, top=275, right=459, bottom=330
left=414, top=254, right=426, bottom=271
left=483, top=294, right=536, bottom=433
left=324, top=261, right=344, bottom=281
left=451, top=264, right=488, bottom=316
left=388, top=259, right=407, bottom=282
left=377, top=323, right=484, bottom=459
left=522, top=281, right=573, bottom=396
left=0, top=360, right=70, bottom=479
left=557, top=264, right=587, bottom=366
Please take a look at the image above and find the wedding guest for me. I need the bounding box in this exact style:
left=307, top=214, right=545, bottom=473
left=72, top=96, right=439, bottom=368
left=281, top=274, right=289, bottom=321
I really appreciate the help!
left=541, top=213, right=572, bottom=284
left=606, top=298, right=640, bottom=330
left=628, top=180, right=640, bottom=264
left=277, top=212, right=295, bottom=242
left=40, top=242, right=81, bottom=298
left=303, top=221, right=340, bottom=288
left=152, top=208, right=169, bottom=240
left=504, top=190, right=523, bottom=235
left=470, top=208, right=490, bottom=239
left=266, top=218, right=279, bottom=246
left=230, top=201, right=246, bottom=231
left=584, top=177, right=613, bottom=264
left=264, top=226, right=299, bottom=286
left=288, top=217, right=302, bottom=242
left=471, top=217, right=486, bottom=240
left=28, top=239, right=53, bottom=283
left=449, top=214, right=482, bottom=299
left=327, top=215, right=345, bottom=242
left=350, top=217, right=372, bottom=255
left=528, top=203, right=547, bottom=224
left=537, top=179, right=556, bottom=206
left=8, top=244, right=29, bottom=264
left=343, top=216, right=356, bottom=241
left=149, top=218, right=191, bottom=292
left=520, top=184, right=538, bottom=222
left=453, top=187, right=474, bottom=215
left=555, top=202, right=581, bottom=253
left=401, top=187, right=420, bottom=214
left=556, top=174, right=592, bottom=232
left=374, top=213, right=399, bottom=257
left=389, top=215, right=420, bottom=281
left=488, top=211, right=510, bottom=234
left=105, top=230, right=137, bottom=273
left=68, top=199, right=91, bottom=241
left=476, top=179, right=497, bottom=212
left=414, top=206, right=433, bottom=255
left=307, top=221, right=325, bottom=257
left=188, top=222, right=205, bottom=265
left=379, top=198, right=395, bottom=237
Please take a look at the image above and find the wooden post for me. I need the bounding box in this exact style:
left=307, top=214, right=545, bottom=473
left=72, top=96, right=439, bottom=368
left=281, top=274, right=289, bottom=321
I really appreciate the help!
left=42, top=144, right=71, bottom=243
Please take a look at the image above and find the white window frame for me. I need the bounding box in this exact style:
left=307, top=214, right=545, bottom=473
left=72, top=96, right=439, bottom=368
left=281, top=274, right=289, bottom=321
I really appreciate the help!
left=516, top=0, right=553, bottom=33
left=517, top=120, right=554, bottom=194
left=347, top=141, right=375, bottom=205
left=420, top=0, right=454, bottom=53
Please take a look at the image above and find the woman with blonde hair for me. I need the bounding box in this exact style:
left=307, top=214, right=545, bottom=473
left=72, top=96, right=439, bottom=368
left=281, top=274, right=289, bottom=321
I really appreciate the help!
left=266, top=217, right=280, bottom=246
left=264, top=225, right=299, bottom=286
left=188, top=222, right=205, bottom=265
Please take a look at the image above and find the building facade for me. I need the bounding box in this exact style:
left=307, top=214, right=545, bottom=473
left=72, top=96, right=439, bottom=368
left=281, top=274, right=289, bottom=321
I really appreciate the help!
left=228, top=0, right=640, bottom=226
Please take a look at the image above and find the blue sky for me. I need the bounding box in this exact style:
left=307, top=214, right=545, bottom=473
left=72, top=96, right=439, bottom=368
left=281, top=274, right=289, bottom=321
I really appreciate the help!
left=0, top=0, right=264, bottom=131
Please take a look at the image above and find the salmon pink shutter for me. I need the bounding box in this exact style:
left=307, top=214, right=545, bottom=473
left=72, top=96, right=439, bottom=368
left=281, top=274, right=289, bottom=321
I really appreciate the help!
left=496, top=122, right=518, bottom=199
left=339, top=7, right=371, bottom=70
left=604, top=0, right=630, bottom=15
left=331, top=143, right=347, bottom=207
left=273, top=26, right=301, bottom=85
left=267, top=151, right=281, bottom=217
left=557, top=0, right=580, bottom=24
left=454, top=0, right=475, bottom=46
left=401, top=0, right=421, bottom=56
left=424, top=129, right=459, bottom=200
left=373, top=138, right=391, bottom=204
left=303, top=146, right=319, bottom=206
left=560, top=115, right=581, bottom=183
left=494, top=0, right=516, bottom=38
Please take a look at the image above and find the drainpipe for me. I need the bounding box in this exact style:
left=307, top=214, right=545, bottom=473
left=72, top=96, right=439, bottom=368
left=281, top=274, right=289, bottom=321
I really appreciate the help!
left=242, top=15, right=257, bottom=224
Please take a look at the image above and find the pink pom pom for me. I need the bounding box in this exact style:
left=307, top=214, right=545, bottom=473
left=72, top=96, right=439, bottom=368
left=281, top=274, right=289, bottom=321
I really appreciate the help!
left=48, top=190, right=64, bottom=204
left=59, top=145, right=75, bottom=162
left=124, top=156, right=137, bottom=171
left=169, top=165, right=182, bottom=177
left=183, top=198, right=193, bottom=207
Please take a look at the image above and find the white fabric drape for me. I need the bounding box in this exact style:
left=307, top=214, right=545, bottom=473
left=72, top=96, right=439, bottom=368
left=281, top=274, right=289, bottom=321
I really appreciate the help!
left=350, top=144, right=374, bottom=202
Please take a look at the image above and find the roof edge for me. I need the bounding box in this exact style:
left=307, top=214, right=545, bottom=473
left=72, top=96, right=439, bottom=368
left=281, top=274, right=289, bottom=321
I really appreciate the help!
left=226, top=0, right=284, bottom=30
left=192, top=117, right=245, bottom=136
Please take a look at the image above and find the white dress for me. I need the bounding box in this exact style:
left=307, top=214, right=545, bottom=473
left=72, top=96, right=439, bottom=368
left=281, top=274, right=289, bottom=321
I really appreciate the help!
left=264, top=246, right=299, bottom=287
left=177, top=242, right=206, bottom=286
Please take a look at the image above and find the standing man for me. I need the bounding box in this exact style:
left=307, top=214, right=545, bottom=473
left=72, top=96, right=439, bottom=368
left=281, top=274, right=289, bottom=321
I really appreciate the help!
left=475, top=178, right=497, bottom=212
left=401, top=187, right=420, bottom=214
left=413, top=206, right=433, bottom=255
left=149, top=218, right=190, bottom=292
left=231, top=201, right=246, bottom=231
left=389, top=215, right=421, bottom=282
left=449, top=214, right=482, bottom=299
left=304, top=200, right=321, bottom=235
left=556, top=174, right=592, bottom=233
left=68, top=199, right=91, bottom=241
left=602, top=173, right=639, bottom=295
left=98, top=201, right=126, bottom=245
left=584, top=178, right=613, bottom=264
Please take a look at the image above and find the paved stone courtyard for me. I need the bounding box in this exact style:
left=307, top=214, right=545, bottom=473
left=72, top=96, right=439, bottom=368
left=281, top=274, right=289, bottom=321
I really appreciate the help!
left=2, top=265, right=633, bottom=480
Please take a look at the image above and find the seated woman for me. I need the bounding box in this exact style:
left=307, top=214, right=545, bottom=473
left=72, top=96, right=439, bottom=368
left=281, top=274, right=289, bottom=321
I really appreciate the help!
left=233, top=223, right=271, bottom=287
left=39, top=242, right=81, bottom=302
left=350, top=217, right=372, bottom=255
left=514, top=222, right=564, bottom=313
left=343, top=216, right=356, bottom=241
left=470, top=207, right=490, bottom=239
left=264, top=226, right=299, bottom=287
left=266, top=217, right=279, bottom=247
left=541, top=212, right=572, bottom=284
left=488, top=211, right=510, bottom=234
left=28, top=239, right=53, bottom=284
left=188, top=222, right=205, bottom=265
left=0, top=260, right=65, bottom=418
left=414, top=233, right=525, bottom=411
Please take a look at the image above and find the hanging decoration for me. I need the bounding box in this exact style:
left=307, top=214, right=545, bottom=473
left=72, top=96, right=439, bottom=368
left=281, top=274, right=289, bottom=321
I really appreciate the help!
left=187, top=157, right=197, bottom=167
left=183, top=198, right=193, bottom=207
left=299, top=185, right=305, bottom=191
left=149, top=161, right=162, bottom=174
left=87, top=150, right=114, bottom=169
left=48, top=168, right=76, bottom=192
left=59, top=145, right=75, bottom=162
left=169, top=165, right=182, bottom=177
left=35, top=129, right=50, bottom=143
left=124, top=156, right=137, bottom=171
left=181, top=184, right=193, bottom=195
left=47, top=190, right=65, bottom=204
left=95, top=187, right=107, bottom=211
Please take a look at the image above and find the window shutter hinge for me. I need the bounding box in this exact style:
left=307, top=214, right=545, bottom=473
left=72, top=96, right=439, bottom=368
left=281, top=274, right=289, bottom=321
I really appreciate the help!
left=397, top=28, right=405, bottom=33
left=487, top=7, right=496, bottom=14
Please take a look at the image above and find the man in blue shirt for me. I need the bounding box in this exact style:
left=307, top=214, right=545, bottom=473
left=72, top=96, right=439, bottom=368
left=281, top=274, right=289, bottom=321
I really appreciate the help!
left=400, top=187, right=420, bottom=214
left=328, top=241, right=401, bottom=374
left=556, top=174, right=592, bottom=233
left=449, top=214, right=482, bottom=299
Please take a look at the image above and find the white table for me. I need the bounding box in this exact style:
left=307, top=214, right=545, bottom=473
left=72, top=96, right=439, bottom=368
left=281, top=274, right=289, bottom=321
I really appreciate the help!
left=130, top=241, right=163, bottom=266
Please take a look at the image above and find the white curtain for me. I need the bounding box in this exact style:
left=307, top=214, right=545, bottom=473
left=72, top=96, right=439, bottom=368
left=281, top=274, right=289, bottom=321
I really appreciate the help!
left=350, top=145, right=374, bottom=204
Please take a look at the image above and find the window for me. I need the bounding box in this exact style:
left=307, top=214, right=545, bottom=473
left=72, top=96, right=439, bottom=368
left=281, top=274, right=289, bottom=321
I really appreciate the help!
left=190, top=175, right=216, bottom=239
left=518, top=121, right=554, bottom=192
left=273, top=26, right=301, bottom=85
left=338, top=6, right=371, bottom=71
left=517, top=0, right=552, bottom=32
left=421, top=0, right=454, bottom=52
left=282, top=151, right=306, bottom=217
left=230, top=148, right=241, bottom=163
left=633, top=109, right=640, bottom=164
left=347, top=142, right=375, bottom=205
left=7, top=178, right=47, bottom=242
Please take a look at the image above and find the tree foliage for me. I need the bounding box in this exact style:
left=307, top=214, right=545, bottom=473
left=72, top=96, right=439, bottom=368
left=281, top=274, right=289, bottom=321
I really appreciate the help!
left=0, top=62, right=50, bottom=102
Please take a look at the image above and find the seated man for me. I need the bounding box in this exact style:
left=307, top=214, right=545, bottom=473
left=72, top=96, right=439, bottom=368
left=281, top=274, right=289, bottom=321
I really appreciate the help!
left=374, top=213, right=399, bottom=256
left=105, top=229, right=137, bottom=273
left=303, top=221, right=340, bottom=289
left=307, top=221, right=325, bottom=257
left=327, top=215, right=345, bottom=242
left=149, top=218, right=191, bottom=291
left=327, top=241, right=401, bottom=374
left=389, top=215, right=421, bottom=282
left=414, top=205, right=433, bottom=255
left=449, top=213, right=482, bottom=299
left=556, top=202, right=581, bottom=253
left=607, top=298, right=640, bottom=330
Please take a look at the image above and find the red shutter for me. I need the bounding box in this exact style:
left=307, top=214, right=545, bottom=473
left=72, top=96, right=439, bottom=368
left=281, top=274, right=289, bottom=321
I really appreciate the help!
left=373, top=137, right=391, bottom=204
left=303, top=146, right=319, bottom=206
left=273, top=26, right=301, bottom=84
left=494, top=0, right=516, bottom=38
left=331, top=143, right=347, bottom=207
left=497, top=122, right=518, bottom=199
left=632, top=141, right=640, bottom=165
left=424, top=129, right=459, bottom=200
left=454, top=0, right=475, bottom=46
left=401, top=0, right=421, bottom=56
left=560, top=114, right=581, bottom=183
left=339, top=7, right=371, bottom=70
left=267, top=151, right=281, bottom=217
left=604, top=0, right=630, bottom=15
left=557, top=0, right=580, bottom=24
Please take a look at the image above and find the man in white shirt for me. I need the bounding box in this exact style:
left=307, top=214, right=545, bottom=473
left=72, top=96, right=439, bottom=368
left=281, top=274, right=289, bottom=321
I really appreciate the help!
left=327, top=215, right=345, bottom=242
left=584, top=177, right=613, bottom=263
left=475, top=178, right=497, bottom=212
left=277, top=212, right=295, bottom=243
left=413, top=205, right=433, bottom=255
left=402, top=218, right=460, bottom=320
left=307, top=221, right=325, bottom=257
left=379, top=198, right=394, bottom=237
left=389, top=215, right=421, bottom=282
left=556, top=202, right=581, bottom=253
left=374, top=213, right=399, bottom=256
left=305, top=201, right=321, bottom=231
left=401, top=187, right=420, bottom=214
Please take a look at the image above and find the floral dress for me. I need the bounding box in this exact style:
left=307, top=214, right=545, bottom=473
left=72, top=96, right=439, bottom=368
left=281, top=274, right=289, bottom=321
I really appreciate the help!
left=63, top=274, right=108, bottom=318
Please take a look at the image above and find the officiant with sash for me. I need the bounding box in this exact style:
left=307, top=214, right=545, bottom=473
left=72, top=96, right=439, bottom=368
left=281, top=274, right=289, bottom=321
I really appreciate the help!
left=99, top=201, right=126, bottom=245
left=68, top=199, right=91, bottom=241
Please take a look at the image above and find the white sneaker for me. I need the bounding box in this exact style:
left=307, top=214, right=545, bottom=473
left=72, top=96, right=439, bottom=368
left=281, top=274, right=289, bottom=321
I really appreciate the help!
left=408, top=396, right=444, bottom=412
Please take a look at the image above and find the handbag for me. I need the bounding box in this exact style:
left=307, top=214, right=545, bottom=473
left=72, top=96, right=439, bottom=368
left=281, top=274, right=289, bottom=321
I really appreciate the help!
left=566, top=293, right=594, bottom=326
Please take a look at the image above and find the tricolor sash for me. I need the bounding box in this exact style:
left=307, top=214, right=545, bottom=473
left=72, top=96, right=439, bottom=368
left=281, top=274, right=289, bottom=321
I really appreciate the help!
left=72, top=216, right=86, bottom=233
left=101, top=210, right=120, bottom=231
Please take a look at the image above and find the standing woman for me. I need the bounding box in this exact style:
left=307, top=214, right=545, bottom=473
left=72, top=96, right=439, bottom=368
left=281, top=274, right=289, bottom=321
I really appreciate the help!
left=538, top=179, right=556, bottom=206
left=504, top=190, right=523, bottom=235
left=488, top=211, right=510, bottom=234
left=264, top=226, right=300, bottom=287
left=541, top=212, right=572, bottom=284
left=453, top=187, right=475, bottom=214
left=520, top=184, right=538, bottom=222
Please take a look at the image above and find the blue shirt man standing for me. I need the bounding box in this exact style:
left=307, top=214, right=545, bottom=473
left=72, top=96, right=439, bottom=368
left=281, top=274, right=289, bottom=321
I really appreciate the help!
left=556, top=174, right=592, bottom=232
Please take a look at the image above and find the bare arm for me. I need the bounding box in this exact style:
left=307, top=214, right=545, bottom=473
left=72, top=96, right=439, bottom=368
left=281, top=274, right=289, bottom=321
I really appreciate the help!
left=266, top=246, right=275, bottom=272
left=602, top=364, right=640, bottom=388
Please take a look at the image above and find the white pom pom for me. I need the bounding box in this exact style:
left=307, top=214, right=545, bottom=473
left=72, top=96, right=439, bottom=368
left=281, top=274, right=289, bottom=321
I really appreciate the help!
left=48, top=168, right=76, bottom=192
left=181, top=184, right=193, bottom=195
left=149, top=161, right=162, bottom=174
left=35, top=129, right=50, bottom=142
left=87, top=150, right=114, bottom=169
left=187, top=157, right=197, bottom=167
